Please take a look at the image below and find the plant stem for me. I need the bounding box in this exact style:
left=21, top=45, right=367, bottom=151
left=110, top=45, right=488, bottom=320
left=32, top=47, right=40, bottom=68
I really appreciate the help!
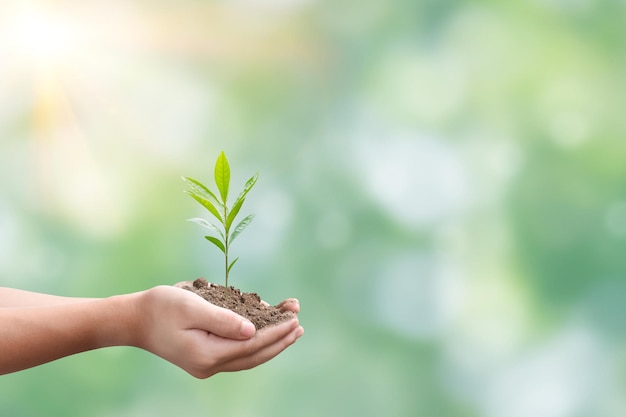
left=225, top=237, right=229, bottom=289
left=223, top=204, right=229, bottom=289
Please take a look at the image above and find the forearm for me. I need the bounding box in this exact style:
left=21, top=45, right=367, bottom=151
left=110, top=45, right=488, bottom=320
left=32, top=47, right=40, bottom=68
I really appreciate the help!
left=0, top=294, right=139, bottom=375
left=0, top=287, right=94, bottom=307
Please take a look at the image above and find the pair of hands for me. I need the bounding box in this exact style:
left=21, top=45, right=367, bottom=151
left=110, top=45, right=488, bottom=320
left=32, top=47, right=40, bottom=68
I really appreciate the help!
left=136, top=283, right=303, bottom=379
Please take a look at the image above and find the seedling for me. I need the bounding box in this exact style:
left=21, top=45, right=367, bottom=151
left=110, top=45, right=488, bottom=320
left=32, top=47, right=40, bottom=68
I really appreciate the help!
left=183, top=151, right=258, bottom=289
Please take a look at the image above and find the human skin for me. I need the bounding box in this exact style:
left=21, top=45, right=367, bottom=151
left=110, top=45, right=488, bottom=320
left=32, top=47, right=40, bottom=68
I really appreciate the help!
left=0, top=285, right=303, bottom=378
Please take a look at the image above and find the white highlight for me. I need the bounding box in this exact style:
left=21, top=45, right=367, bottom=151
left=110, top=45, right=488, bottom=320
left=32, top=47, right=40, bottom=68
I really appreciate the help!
left=4, top=4, right=84, bottom=67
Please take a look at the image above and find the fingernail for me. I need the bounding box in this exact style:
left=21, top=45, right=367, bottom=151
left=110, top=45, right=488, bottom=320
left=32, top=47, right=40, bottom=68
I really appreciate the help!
left=240, top=320, right=256, bottom=337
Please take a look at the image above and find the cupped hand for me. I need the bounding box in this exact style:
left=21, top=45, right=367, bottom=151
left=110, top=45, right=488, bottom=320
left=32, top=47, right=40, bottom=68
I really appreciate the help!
left=135, top=285, right=303, bottom=379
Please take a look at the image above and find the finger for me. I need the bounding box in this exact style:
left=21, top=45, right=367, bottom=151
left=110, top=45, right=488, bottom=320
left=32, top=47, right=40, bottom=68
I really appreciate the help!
left=277, top=298, right=300, bottom=313
left=184, top=319, right=302, bottom=378
left=216, top=318, right=304, bottom=372
left=259, top=298, right=300, bottom=314
left=216, top=323, right=304, bottom=373
left=186, top=294, right=256, bottom=340
left=207, top=318, right=299, bottom=366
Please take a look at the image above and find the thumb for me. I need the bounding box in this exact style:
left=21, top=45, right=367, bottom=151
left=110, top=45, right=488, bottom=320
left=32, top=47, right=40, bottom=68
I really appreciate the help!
left=192, top=300, right=256, bottom=340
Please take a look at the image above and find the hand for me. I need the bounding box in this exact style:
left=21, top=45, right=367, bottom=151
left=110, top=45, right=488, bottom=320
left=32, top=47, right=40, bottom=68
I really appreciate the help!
left=134, top=285, right=303, bottom=379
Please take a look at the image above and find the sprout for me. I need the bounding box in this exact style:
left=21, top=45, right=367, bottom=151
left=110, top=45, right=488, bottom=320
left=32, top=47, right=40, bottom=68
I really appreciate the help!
left=183, top=151, right=258, bottom=289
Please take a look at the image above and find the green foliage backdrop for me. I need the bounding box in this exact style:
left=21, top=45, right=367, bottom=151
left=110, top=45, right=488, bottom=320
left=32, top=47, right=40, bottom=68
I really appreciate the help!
left=1, top=0, right=626, bottom=416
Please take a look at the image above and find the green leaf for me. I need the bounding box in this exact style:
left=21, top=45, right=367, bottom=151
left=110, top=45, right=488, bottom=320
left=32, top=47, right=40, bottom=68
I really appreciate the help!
left=230, top=214, right=254, bottom=243
left=182, top=176, right=222, bottom=208
left=205, top=236, right=225, bottom=253
left=227, top=173, right=257, bottom=230
left=214, top=151, right=230, bottom=204
left=228, top=257, right=239, bottom=274
left=235, top=173, right=258, bottom=204
left=187, top=218, right=224, bottom=239
left=226, top=197, right=244, bottom=231
left=186, top=191, right=223, bottom=223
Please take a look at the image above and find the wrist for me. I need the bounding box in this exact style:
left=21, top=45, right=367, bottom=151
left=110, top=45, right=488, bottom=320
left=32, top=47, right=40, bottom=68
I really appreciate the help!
left=97, top=292, right=143, bottom=348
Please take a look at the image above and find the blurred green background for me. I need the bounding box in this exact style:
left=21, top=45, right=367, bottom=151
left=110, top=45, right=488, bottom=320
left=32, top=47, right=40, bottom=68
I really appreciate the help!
left=1, top=0, right=626, bottom=416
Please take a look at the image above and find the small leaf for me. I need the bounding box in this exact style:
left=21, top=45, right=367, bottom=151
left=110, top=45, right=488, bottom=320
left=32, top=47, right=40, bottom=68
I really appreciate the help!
left=235, top=173, right=258, bottom=203
left=205, top=236, right=225, bottom=253
left=226, top=197, right=244, bottom=231
left=182, top=176, right=222, bottom=208
left=228, top=257, right=239, bottom=274
left=230, top=214, right=255, bottom=243
left=186, top=191, right=223, bottom=223
left=228, top=173, right=257, bottom=230
left=187, top=218, right=224, bottom=239
left=214, top=151, right=230, bottom=204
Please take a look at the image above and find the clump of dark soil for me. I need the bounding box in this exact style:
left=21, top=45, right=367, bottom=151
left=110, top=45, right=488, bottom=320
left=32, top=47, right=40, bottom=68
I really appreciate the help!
left=181, top=278, right=295, bottom=330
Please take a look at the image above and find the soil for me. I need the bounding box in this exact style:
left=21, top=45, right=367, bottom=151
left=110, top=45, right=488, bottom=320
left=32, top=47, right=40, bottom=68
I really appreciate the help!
left=181, top=278, right=295, bottom=330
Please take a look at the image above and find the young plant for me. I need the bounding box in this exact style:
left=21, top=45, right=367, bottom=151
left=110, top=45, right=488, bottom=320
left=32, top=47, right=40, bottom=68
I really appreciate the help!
left=183, top=151, right=258, bottom=289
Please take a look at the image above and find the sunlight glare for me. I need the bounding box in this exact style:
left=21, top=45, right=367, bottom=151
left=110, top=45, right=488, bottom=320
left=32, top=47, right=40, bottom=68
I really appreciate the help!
left=6, top=4, right=84, bottom=67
